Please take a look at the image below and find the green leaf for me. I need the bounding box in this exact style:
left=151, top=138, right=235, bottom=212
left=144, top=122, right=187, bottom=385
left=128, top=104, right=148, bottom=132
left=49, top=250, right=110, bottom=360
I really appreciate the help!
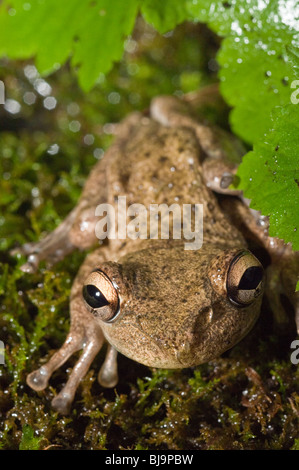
left=187, top=0, right=299, bottom=251
left=0, top=0, right=191, bottom=89
left=187, top=0, right=299, bottom=143
left=140, top=0, right=189, bottom=33
left=218, top=36, right=297, bottom=144
left=72, top=0, right=139, bottom=91
left=236, top=105, right=299, bottom=250
left=296, top=281, right=299, bottom=292
left=19, top=425, right=43, bottom=450
left=0, top=0, right=139, bottom=91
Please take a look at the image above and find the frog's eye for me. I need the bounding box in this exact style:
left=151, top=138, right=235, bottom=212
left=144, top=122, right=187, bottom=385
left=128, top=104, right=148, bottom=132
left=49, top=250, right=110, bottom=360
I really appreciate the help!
left=83, top=270, right=119, bottom=322
left=227, top=251, right=264, bottom=307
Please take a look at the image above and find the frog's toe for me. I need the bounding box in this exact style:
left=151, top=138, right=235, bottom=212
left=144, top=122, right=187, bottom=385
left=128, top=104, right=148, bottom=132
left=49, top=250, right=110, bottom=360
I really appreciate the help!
left=20, top=254, right=40, bottom=273
left=10, top=242, right=35, bottom=256
left=98, top=344, right=118, bottom=388
left=220, top=172, right=234, bottom=189
left=11, top=214, right=76, bottom=272
left=11, top=242, right=44, bottom=273
left=51, top=393, right=73, bottom=415
left=27, top=366, right=49, bottom=391
left=10, top=244, right=39, bottom=272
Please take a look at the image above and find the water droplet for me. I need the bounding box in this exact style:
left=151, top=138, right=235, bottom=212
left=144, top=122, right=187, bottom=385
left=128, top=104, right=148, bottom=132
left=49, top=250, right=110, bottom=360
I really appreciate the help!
left=34, top=78, right=52, bottom=96
left=93, top=148, right=104, bottom=159
left=127, top=63, right=139, bottom=76
left=47, top=144, right=60, bottom=155
left=67, top=102, right=80, bottom=116
left=103, top=123, right=116, bottom=134
left=43, top=96, right=57, bottom=110
left=83, top=134, right=95, bottom=145
left=69, top=120, right=81, bottom=132
left=124, top=38, right=137, bottom=54
left=31, top=187, right=40, bottom=197
left=23, top=91, right=36, bottom=105
left=108, top=92, right=120, bottom=104
left=24, top=64, right=39, bottom=81
left=4, top=99, right=21, bottom=114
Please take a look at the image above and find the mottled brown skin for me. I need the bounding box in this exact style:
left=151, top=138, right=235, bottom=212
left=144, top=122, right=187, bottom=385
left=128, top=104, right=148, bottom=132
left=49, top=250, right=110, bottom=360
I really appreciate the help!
left=99, top=245, right=262, bottom=369
left=12, top=92, right=299, bottom=414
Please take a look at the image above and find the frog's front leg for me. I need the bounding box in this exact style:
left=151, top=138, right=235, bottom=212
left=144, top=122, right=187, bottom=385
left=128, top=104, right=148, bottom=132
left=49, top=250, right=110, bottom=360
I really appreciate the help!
left=11, top=207, right=80, bottom=273
left=150, top=94, right=245, bottom=195
left=220, top=197, right=299, bottom=332
left=11, top=113, right=142, bottom=273
left=10, top=157, right=108, bottom=273
left=280, top=252, right=299, bottom=333
left=27, top=249, right=118, bottom=414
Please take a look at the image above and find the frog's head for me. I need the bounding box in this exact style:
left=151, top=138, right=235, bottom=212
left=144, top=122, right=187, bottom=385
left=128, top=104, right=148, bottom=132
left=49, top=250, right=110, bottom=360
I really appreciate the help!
left=82, top=245, right=264, bottom=368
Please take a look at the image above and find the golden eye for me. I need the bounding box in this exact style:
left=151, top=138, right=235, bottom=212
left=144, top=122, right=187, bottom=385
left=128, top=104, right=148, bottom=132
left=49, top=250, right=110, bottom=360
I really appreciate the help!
left=227, top=250, right=264, bottom=307
left=83, top=269, right=119, bottom=322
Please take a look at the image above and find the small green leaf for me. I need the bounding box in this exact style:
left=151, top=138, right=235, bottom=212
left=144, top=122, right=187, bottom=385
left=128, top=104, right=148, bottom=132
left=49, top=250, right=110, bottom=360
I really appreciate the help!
left=291, top=438, right=299, bottom=450
left=236, top=105, right=299, bottom=250
left=141, top=0, right=189, bottom=34
left=296, top=281, right=299, bottom=292
left=19, top=425, right=43, bottom=450
left=72, top=0, right=139, bottom=91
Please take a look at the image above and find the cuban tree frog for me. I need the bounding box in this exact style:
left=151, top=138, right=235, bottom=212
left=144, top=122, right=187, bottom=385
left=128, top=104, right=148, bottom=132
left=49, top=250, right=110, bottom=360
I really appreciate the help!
left=12, top=92, right=299, bottom=414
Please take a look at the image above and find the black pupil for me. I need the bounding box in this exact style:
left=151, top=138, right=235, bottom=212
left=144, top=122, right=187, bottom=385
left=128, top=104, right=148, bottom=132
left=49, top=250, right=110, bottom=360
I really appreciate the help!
left=83, top=284, right=109, bottom=309
left=238, top=266, right=263, bottom=290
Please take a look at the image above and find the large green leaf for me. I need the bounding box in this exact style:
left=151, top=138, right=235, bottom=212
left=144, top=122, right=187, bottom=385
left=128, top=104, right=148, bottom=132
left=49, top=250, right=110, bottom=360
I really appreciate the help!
left=187, top=0, right=299, bottom=252
left=0, top=0, right=189, bottom=90
left=187, top=0, right=299, bottom=143
left=0, top=0, right=139, bottom=91
left=236, top=105, right=299, bottom=250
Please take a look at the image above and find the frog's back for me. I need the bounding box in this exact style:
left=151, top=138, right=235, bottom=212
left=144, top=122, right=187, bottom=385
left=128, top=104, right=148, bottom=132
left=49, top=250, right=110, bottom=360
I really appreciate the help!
left=105, top=117, right=244, bottom=249
left=108, top=118, right=206, bottom=207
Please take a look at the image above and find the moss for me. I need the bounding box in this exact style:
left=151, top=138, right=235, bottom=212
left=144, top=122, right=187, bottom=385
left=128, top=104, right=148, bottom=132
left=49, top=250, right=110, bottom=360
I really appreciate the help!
left=0, top=20, right=298, bottom=450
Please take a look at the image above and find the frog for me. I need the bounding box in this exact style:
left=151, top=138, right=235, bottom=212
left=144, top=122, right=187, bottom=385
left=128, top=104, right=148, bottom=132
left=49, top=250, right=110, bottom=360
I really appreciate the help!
left=12, top=89, right=299, bottom=414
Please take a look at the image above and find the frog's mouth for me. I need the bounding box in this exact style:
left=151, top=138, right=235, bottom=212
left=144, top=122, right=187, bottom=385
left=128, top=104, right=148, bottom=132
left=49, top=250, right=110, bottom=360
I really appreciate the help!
left=189, top=298, right=262, bottom=365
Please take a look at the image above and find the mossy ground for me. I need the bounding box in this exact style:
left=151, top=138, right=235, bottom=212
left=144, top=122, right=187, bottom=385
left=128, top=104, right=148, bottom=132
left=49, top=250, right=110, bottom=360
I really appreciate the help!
left=0, top=20, right=298, bottom=450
